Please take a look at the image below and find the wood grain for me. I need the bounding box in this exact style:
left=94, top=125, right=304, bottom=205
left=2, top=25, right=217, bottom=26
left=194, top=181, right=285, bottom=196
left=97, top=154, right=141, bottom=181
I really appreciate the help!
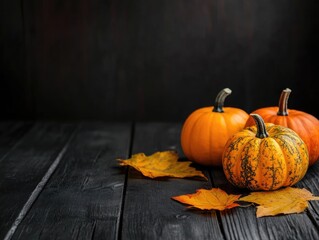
left=296, top=162, right=319, bottom=227
left=1, top=0, right=316, bottom=121
left=211, top=167, right=319, bottom=240
left=0, top=1, right=30, bottom=119
left=0, top=122, right=33, bottom=158
left=121, top=122, right=224, bottom=239
left=1, top=122, right=319, bottom=239
left=0, top=123, right=75, bottom=239
left=12, top=122, right=132, bottom=240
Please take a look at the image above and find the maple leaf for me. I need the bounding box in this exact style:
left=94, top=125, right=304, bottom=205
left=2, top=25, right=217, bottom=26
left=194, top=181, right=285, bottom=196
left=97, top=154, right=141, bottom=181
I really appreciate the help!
left=118, top=151, right=207, bottom=180
left=240, top=187, right=319, bottom=217
left=172, top=188, right=241, bottom=211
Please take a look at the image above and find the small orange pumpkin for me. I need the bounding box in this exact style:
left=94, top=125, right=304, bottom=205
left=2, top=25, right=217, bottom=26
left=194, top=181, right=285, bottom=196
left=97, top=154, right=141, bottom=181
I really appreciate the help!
left=181, top=88, right=249, bottom=166
left=223, top=114, right=309, bottom=191
left=245, top=88, right=319, bottom=165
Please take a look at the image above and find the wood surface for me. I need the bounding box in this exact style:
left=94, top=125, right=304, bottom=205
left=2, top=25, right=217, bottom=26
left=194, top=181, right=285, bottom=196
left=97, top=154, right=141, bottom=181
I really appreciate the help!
left=1, top=121, right=319, bottom=240
left=0, top=123, right=75, bottom=239
left=121, top=122, right=223, bottom=239
left=0, top=0, right=29, bottom=119
left=211, top=168, right=319, bottom=240
left=11, top=122, right=132, bottom=240
left=0, top=122, right=33, bottom=157
left=1, top=1, right=318, bottom=121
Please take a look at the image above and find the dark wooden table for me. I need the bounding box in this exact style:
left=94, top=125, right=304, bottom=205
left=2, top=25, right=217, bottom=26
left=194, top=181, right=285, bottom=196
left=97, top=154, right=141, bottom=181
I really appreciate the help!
left=1, top=122, right=319, bottom=240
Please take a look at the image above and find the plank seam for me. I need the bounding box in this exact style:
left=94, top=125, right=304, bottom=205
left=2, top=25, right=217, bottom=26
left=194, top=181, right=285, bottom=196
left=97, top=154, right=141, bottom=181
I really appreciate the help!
left=117, top=121, right=135, bottom=240
left=209, top=170, right=227, bottom=240
left=3, top=125, right=78, bottom=240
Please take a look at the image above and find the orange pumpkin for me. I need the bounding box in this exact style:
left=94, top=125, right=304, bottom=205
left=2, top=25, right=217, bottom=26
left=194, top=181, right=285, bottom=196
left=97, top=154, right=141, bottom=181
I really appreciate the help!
left=181, top=88, right=249, bottom=166
left=245, top=88, right=319, bottom=166
left=223, top=114, right=309, bottom=191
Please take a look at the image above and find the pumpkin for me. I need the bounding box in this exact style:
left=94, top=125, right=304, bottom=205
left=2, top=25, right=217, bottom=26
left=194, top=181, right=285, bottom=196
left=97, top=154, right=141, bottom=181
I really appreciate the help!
left=245, top=88, right=319, bottom=166
left=222, top=114, right=309, bottom=191
left=180, top=88, right=249, bottom=166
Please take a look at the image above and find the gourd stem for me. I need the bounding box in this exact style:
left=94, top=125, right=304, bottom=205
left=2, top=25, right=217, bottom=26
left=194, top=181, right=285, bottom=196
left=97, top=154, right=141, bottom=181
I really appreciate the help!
left=250, top=114, right=269, bottom=138
left=213, top=88, right=232, bottom=113
left=277, top=88, right=291, bottom=116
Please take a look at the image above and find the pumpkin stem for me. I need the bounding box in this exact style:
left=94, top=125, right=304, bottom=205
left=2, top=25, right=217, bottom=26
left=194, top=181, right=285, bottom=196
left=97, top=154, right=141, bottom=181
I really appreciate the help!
left=213, top=88, right=232, bottom=113
left=250, top=114, right=269, bottom=138
left=277, top=88, right=291, bottom=116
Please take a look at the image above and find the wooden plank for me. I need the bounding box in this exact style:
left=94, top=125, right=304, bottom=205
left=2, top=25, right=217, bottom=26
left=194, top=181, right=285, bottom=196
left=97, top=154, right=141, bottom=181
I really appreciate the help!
left=121, top=122, right=224, bottom=239
left=0, top=123, right=76, bottom=239
left=21, top=0, right=318, bottom=121
left=23, top=0, right=119, bottom=120
left=296, top=162, right=319, bottom=227
left=11, top=122, right=132, bottom=240
left=0, top=122, right=33, bottom=158
left=0, top=0, right=31, bottom=119
left=211, top=166, right=319, bottom=240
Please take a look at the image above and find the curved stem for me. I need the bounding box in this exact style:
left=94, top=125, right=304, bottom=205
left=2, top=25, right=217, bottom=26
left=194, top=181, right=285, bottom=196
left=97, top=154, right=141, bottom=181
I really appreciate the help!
left=277, top=88, right=291, bottom=116
left=250, top=114, right=269, bottom=138
left=213, top=88, right=232, bottom=113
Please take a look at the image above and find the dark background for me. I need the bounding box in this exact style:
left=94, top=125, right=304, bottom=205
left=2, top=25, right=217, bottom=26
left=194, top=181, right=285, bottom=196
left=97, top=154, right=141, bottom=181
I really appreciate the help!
left=1, top=0, right=318, bottom=121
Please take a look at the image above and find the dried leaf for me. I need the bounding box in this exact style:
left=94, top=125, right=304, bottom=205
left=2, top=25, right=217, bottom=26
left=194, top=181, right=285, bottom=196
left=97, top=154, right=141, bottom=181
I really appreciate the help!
left=118, top=151, right=207, bottom=180
left=240, top=187, right=319, bottom=217
left=172, top=188, right=241, bottom=211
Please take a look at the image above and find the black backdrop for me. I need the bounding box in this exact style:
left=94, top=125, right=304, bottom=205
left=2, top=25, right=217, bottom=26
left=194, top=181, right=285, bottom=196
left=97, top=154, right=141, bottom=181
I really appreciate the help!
left=1, top=0, right=318, bottom=121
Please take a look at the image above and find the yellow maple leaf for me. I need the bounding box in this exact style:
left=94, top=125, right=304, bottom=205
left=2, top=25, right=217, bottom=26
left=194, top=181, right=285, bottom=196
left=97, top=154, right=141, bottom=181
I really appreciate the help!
left=240, top=187, right=319, bottom=217
left=118, top=151, right=207, bottom=180
left=172, top=188, right=241, bottom=211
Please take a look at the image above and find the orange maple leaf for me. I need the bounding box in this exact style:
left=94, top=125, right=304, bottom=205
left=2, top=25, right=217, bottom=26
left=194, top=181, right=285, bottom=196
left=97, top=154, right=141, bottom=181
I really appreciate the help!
left=172, top=188, right=241, bottom=211
left=118, top=151, right=207, bottom=180
left=240, top=187, right=319, bottom=217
